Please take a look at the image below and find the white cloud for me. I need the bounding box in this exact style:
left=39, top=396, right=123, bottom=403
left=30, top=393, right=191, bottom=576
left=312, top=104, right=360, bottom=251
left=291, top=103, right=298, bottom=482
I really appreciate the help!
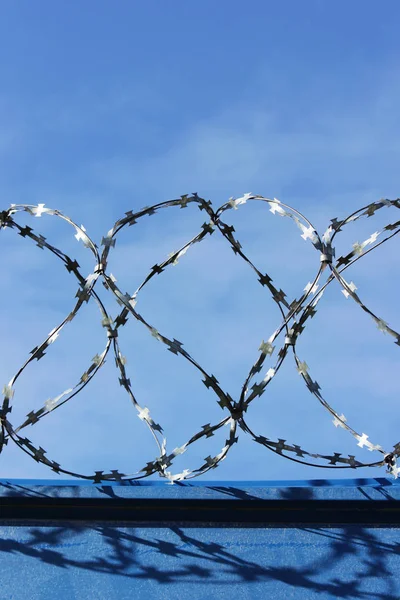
left=89, top=68, right=400, bottom=208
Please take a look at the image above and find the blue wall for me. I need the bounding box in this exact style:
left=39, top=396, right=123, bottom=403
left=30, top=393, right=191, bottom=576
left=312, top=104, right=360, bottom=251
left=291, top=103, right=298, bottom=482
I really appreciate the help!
left=1, top=478, right=399, bottom=600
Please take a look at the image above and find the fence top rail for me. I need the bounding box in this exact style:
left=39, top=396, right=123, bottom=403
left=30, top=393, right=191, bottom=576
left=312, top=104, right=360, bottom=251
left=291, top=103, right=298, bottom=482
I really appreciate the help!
left=1, top=477, right=400, bottom=501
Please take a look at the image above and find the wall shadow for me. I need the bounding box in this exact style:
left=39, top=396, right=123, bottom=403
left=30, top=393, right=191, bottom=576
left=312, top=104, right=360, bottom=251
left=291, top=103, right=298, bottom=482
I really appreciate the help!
left=0, top=520, right=399, bottom=598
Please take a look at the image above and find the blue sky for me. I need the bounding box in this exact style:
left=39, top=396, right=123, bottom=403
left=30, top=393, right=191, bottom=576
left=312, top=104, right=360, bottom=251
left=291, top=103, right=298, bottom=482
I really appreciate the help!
left=0, top=1, right=399, bottom=482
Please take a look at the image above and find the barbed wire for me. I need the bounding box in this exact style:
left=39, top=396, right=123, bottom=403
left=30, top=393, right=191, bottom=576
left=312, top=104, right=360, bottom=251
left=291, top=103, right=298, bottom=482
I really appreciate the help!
left=0, top=194, right=399, bottom=483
